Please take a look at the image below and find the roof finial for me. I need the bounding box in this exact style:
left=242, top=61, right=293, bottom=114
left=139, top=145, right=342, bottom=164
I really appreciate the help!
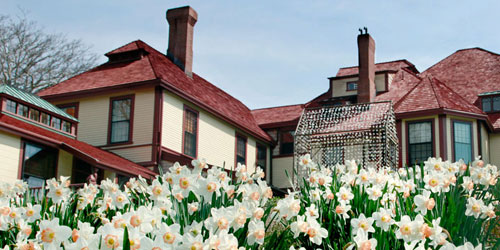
left=363, top=27, right=368, bottom=34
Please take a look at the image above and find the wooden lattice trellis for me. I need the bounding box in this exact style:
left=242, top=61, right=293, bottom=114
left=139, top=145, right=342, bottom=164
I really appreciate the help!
left=294, top=101, right=398, bottom=184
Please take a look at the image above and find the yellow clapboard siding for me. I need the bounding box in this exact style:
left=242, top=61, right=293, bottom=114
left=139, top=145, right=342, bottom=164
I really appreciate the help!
left=272, top=156, right=293, bottom=189
left=57, top=150, right=73, bottom=177
left=0, top=130, right=21, bottom=183
left=109, top=145, right=152, bottom=163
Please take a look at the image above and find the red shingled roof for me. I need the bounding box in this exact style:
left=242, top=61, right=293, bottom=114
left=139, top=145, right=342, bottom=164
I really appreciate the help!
left=394, top=76, right=485, bottom=115
left=336, top=59, right=418, bottom=77
left=38, top=40, right=271, bottom=142
left=0, top=113, right=156, bottom=178
left=251, top=104, right=304, bottom=128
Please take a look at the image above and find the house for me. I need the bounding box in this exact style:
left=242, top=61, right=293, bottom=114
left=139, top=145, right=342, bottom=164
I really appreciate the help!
left=252, top=32, right=500, bottom=188
left=0, top=84, right=155, bottom=187
left=37, top=6, right=273, bottom=183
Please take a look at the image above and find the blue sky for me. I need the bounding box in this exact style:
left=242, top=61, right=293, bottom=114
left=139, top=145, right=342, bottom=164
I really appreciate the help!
left=3, top=1, right=500, bottom=109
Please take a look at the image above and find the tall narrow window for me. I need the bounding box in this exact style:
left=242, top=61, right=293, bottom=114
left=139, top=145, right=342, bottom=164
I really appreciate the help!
left=61, top=121, right=72, bottom=133
left=29, top=108, right=40, bottom=122
left=40, top=113, right=51, bottom=126
left=280, top=130, right=294, bottom=155
left=236, top=134, right=246, bottom=165
left=183, top=108, right=198, bottom=158
left=18, top=104, right=29, bottom=118
left=408, top=121, right=433, bottom=165
left=52, top=117, right=61, bottom=129
left=109, top=97, right=133, bottom=144
left=22, top=141, right=57, bottom=188
left=5, top=99, right=17, bottom=113
left=453, top=121, right=472, bottom=163
left=256, top=144, right=267, bottom=175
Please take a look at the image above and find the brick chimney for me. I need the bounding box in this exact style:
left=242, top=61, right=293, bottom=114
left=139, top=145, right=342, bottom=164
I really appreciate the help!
left=357, top=31, right=376, bottom=103
left=166, top=6, right=198, bottom=77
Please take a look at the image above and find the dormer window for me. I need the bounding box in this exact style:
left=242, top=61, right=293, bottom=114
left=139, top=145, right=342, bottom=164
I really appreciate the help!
left=346, top=81, right=358, bottom=91
left=481, top=96, right=500, bottom=113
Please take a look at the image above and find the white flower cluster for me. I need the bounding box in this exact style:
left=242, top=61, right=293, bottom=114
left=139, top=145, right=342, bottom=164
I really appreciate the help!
left=0, top=159, right=273, bottom=249
left=291, top=154, right=498, bottom=249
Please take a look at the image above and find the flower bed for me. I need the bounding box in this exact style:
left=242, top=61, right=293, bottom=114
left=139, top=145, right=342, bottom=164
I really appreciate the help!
left=0, top=156, right=498, bottom=249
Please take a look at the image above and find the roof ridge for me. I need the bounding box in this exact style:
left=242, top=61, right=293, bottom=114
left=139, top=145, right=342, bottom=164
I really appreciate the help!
left=105, top=40, right=143, bottom=56
left=393, top=77, right=424, bottom=109
left=338, top=59, right=413, bottom=70
left=455, top=47, right=500, bottom=57
left=428, top=76, right=443, bottom=108
left=252, top=103, right=304, bottom=111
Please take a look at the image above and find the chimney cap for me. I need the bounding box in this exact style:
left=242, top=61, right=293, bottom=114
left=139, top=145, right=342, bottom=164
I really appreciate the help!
left=358, top=27, right=369, bottom=35
left=166, top=6, right=198, bottom=24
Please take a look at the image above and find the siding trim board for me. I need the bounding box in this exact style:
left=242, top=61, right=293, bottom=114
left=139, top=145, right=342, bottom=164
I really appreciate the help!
left=107, top=94, right=135, bottom=146
left=152, top=86, right=163, bottom=168
left=439, top=115, right=447, bottom=160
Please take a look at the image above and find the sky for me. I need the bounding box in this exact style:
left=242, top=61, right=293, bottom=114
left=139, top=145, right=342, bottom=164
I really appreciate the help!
left=2, top=1, right=500, bottom=109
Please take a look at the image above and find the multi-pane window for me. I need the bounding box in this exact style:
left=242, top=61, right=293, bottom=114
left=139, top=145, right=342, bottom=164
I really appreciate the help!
left=40, top=113, right=51, bottom=126
left=482, top=96, right=500, bottom=112
left=60, top=105, right=77, bottom=118
left=453, top=121, right=472, bottom=163
left=110, top=98, right=132, bottom=143
left=61, top=121, right=72, bottom=133
left=29, top=108, right=40, bottom=122
left=346, top=81, right=358, bottom=91
left=408, top=121, right=433, bottom=165
left=183, top=108, right=198, bottom=158
left=6, top=99, right=17, bottom=113
left=52, top=117, right=61, bottom=130
left=236, top=135, right=246, bottom=165
left=18, top=104, right=29, bottom=118
left=257, top=144, right=267, bottom=174
left=280, top=130, right=294, bottom=155
left=22, top=141, right=57, bottom=188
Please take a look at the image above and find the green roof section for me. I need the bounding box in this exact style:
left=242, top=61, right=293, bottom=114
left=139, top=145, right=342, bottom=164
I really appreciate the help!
left=0, top=84, right=79, bottom=122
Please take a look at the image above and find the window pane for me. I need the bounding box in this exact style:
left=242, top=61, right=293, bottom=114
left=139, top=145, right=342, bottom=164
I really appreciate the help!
left=183, top=109, right=197, bottom=157
left=409, top=122, right=432, bottom=144
left=257, top=145, right=267, bottom=168
left=111, top=121, right=129, bottom=143
left=347, top=82, right=358, bottom=91
left=236, top=136, right=246, bottom=165
left=280, top=130, right=295, bottom=154
left=323, top=147, right=343, bottom=165
left=40, top=113, right=51, bottom=126
left=409, top=142, right=432, bottom=165
left=112, top=99, right=131, bottom=121
left=6, top=100, right=16, bottom=113
left=52, top=117, right=61, bottom=129
left=22, top=142, right=57, bottom=187
left=18, top=104, right=29, bottom=118
left=184, top=132, right=196, bottom=157
left=61, top=121, right=72, bottom=133
left=494, top=97, right=500, bottom=111
left=61, top=106, right=77, bottom=118
left=454, top=122, right=472, bottom=163
left=482, top=98, right=491, bottom=112
left=29, top=108, right=40, bottom=122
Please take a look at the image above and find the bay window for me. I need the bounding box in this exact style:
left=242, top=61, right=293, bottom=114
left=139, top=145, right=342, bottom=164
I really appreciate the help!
left=408, top=121, right=433, bottom=165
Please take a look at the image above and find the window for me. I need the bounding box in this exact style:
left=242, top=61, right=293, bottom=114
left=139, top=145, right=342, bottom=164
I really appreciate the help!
left=58, top=104, right=78, bottom=118
left=40, top=113, right=51, bottom=126
left=183, top=108, right=198, bottom=158
left=52, top=117, right=61, bottom=129
left=61, top=121, right=72, bottom=133
left=453, top=121, right=472, bottom=163
left=323, top=146, right=343, bottom=166
left=236, top=134, right=246, bottom=165
left=346, top=81, right=358, bottom=91
left=18, top=104, right=29, bottom=118
left=280, top=130, right=294, bottom=155
left=481, top=96, right=500, bottom=112
left=408, top=121, right=433, bottom=165
left=6, top=99, right=17, bottom=113
left=21, top=141, right=57, bottom=188
left=256, top=144, right=267, bottom=175
left=109, top=96, right=133, bottom=144
left=29, top=108, right=40, bottom=122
